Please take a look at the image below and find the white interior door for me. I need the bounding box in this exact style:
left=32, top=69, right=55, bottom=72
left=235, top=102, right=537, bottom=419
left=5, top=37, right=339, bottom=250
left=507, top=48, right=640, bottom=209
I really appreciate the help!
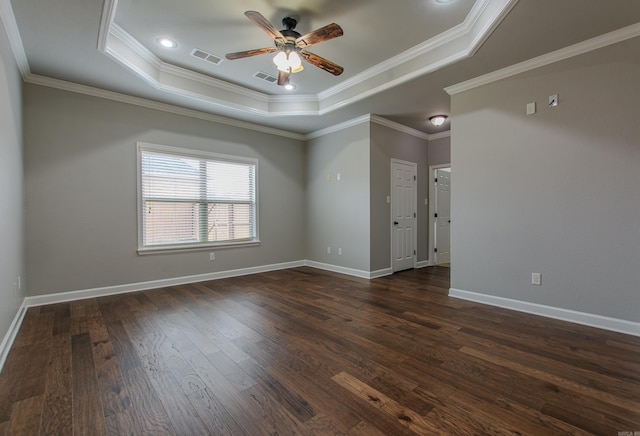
left=391, top=160, right=417, bottom=272
left=435, top=168, right=451, bottom=264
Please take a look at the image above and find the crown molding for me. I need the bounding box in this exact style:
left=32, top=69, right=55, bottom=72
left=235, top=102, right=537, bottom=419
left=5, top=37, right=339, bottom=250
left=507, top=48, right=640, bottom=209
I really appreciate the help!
left=97, top=0, right=117, bottom=53
left=97, top=0, right=517, bottom=118
left=24, top=74, right=305, bottom=140
left=0, top=0, right=30, bottom=77
left=304, top=114, right=435, bottom=141
left=304, top=114, right=371, bottom=140
left=446, top=21, right=640, bottom=95
left=371, top=115, right=430, bottom=140
left=428, top=130, right=451, bottom=141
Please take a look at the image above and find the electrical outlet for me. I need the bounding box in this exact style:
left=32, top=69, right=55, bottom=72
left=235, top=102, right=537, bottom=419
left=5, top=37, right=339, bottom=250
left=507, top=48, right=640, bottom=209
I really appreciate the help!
left=327, top=247, right=331, bottom=254
left=209, top=252, right=216, bottom=261
left=531, top=273, right=541, bottom=285
left=338, top=248, right=342, bottom=255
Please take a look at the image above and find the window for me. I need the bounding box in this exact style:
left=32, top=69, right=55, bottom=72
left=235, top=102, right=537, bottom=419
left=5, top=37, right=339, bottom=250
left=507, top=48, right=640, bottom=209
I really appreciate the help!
left=137, top=143, right=258, bottom=253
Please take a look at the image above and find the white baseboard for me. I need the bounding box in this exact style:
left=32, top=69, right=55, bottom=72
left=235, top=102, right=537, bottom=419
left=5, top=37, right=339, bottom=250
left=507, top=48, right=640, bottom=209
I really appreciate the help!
left=24, top=259, right=401, bottom=309
left=304, top=260, right=387, bottom=279
left=0, top=301, right=27, bottom=373
left=416, top=260, right=431, bottom=269
left=449, top=288, right=640, bottom=338
left=25, top=260, right=305, bottom=307
left=370, top=267, right=394, bottom=279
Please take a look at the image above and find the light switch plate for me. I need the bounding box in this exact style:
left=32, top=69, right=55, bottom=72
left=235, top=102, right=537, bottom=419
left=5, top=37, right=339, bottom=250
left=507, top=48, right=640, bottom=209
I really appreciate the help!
left=526, top=102, right=536, bottom=115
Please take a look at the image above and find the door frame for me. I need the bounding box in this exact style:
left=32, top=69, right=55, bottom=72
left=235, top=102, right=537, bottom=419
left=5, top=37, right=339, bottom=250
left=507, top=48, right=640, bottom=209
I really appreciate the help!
left=428, top=163, right=451, bottom=266
left=390, top=159, right=418, bottom=272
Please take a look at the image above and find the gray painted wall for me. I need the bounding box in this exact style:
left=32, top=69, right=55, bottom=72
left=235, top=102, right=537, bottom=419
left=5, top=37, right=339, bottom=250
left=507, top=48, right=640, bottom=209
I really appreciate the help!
left=0, top=19, right=24, bottom=341
left=305, top=123, right=371, bottom=271
left=370, top=123, right=429, bottom=271
left=428, top=136, right=451, bottom=167
left=24, top=84, right=306, bottom=295
left=451, top=37, right=640, bottom=322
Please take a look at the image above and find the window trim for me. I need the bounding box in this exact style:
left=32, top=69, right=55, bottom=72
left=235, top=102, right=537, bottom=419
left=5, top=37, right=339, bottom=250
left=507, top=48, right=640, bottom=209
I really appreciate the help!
left=136, top=142, right=260, bottom=254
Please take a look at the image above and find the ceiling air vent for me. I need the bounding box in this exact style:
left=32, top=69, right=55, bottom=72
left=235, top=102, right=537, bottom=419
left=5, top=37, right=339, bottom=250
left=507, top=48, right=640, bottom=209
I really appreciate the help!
left=254, top=71, right=278, bottom=84
left=190, top=48, right=223, bottom=65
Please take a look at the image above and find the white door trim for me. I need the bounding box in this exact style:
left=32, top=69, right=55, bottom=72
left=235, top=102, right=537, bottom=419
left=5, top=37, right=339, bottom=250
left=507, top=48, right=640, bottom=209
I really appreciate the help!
left=428, top=163, right=451, bottom=266
left=390, top=159, right=418, bottom=272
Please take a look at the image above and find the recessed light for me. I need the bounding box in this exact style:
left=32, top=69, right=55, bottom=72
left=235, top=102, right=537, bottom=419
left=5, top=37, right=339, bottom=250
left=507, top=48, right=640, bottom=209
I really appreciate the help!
left=284, top=83, right=296, bottom=91
left=156, top=37, right=177, bottom=49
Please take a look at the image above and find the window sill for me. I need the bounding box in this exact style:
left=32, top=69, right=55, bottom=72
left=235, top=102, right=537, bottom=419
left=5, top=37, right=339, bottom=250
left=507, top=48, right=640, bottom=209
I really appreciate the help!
left=137, top=239, right=261, bottom=255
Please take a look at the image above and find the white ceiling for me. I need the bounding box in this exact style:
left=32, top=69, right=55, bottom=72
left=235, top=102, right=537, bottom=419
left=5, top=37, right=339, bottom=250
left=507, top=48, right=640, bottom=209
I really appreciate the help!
left=6, top=0, right=640, bottom=136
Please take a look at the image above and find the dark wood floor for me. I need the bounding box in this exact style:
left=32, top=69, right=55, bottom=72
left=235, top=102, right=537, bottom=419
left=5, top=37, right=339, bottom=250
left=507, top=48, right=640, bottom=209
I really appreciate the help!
left=1, top=266, right=639, bottom=435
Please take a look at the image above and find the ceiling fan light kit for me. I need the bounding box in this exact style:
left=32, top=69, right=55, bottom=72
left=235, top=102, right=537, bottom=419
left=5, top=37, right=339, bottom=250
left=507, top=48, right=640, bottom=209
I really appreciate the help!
left=225, top=11, right=344, bottom=87
left=273, top=51, right=303, bottom=73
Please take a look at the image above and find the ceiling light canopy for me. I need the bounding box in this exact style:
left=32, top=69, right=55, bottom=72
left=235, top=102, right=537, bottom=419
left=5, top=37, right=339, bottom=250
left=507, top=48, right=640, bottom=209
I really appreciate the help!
left=430, top=115, right=447, bottom=126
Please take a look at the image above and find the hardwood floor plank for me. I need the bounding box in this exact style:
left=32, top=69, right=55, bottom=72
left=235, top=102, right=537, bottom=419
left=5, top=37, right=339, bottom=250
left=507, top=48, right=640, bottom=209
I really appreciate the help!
left=267, top=362, right=362, bottom=431
left=39, top=334, right=72, bottom=435
left=119, top=366, right=176, bottom=435
left=7, top=395, right=44, bottom=436
left=126, top=321, right=212, bottom=436
left=14, top=343, right=51, bottom=403
left=332, top=371, right=439, bottom=434
left=238, top=357, right=317, bottom=423
left=69, top=301, right=88, bottom=337
left=186, top=387, right=245, bottom=436
left=206, top=350, right=257, bottom=391
left=0, top=266, right=639, bottom=434
left=303, top=413, right=348, bottom=435
left=71, top=333, right=107, bottom=436
left=241, top=383, right=307, bottom=435
left=0, top=346, right=28, bottom=423
left=180, top=346, right=266, bottom=435
left=461, top=345, right=640, bottom=413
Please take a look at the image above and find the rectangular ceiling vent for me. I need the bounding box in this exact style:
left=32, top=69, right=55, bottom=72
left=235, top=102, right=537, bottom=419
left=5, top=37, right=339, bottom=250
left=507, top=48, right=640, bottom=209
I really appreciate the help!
left=254, top=71, right=278, bottom=84
left=191, top=48, right=223, bottom=66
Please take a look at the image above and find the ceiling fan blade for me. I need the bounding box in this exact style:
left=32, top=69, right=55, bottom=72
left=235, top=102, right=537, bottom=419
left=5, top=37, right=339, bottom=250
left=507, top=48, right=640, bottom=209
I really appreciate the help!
left=296, top=23, right=343, bottom=48
left=301, top=51, right=344, bottom=76
left=244, top=11, right=285, bottom=44
left=277, top=70, right=290, bottom=86
left=225, top=47, right=278, bottom=60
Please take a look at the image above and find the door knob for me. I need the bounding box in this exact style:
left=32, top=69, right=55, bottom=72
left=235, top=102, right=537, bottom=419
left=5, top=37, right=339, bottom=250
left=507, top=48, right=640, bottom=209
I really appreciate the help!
left=394, top=221, right=399, bottom=225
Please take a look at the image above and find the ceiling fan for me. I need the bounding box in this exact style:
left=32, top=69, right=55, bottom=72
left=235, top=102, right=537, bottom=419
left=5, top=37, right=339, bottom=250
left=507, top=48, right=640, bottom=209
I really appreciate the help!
left=225, top=11, right=344, bottom=87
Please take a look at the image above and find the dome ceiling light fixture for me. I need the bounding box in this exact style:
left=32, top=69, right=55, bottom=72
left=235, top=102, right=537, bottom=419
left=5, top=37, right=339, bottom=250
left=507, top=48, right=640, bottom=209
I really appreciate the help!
left=429, top=115, right=448, bottom=126
left=225, top=11, right=344, bottom=87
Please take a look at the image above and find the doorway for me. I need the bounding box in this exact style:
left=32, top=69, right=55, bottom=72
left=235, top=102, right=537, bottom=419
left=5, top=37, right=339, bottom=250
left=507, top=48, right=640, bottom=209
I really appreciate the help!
left=391, top=159, right=417, bottom=272
left=429, top=164, right=451, bottom=266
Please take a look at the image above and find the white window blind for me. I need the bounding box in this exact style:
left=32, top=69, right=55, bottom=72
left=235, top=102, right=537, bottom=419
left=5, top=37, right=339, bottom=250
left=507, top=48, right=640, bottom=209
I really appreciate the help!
left=138, top=143, right=258, bottom=252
